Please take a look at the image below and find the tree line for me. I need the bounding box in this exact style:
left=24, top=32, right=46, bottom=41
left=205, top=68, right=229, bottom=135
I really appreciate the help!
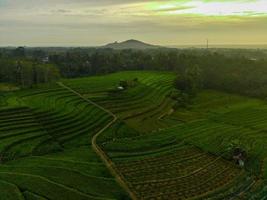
left=47, top=48, right=267, bottom=98
left=1, top=47, right=267, bottom=99
left=0, top=48, right=60, bottom=87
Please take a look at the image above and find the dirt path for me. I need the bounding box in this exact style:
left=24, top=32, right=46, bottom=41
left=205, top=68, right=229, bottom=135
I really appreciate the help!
left=57, top=82, right=137, bottom=200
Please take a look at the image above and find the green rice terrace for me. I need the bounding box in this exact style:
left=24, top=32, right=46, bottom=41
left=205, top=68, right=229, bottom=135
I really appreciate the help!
left=1, top=71, right=267, bottom=199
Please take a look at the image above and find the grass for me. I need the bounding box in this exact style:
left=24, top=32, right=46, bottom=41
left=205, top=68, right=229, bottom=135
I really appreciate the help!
left=107, top=137, right=245, bottom=199
left=0, top=77, right=129, bottom=199
left=0, top=83, right=19, bottom=92
left=1, top=71, right=267, bottom=199
left=58, top=71, right=267, bottom=198
left=0, top=179, right=24, bottom=200
left=63, top=71, right=176, bottom=132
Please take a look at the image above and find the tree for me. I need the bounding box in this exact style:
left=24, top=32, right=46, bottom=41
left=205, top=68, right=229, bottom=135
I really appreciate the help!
left=185, top=64, right=202, bottom=92
left=16, top=61, right=24, bottom=87
left=13, top=47, right=26, bottom=57
left=32, top=64, right=38, bottom=85
left=226, top=140, right=248, bottom=168
left=174, top=75, right=194, bottom=94
left=0, top=57, right=60, bottom=87
left=174, top=64, right=202, bottom=96
left=119, top=80, right=128, bottom=89
left=169, top=89, right=190, bottom=108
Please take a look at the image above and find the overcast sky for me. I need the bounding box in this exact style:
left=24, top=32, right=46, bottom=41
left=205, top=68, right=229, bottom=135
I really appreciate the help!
left=0, top=0, right=267, bottom=46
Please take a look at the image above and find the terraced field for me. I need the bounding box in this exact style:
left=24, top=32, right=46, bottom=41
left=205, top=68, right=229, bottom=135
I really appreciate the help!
left=64, top=72, right=260, bottom=199
left=64, top=71, right=177, bottom=132
left=103, top=132, right=249, bottom=199
left=0, top=84, right=127, bottom=199
left=1, top=71, right=267, bottom=199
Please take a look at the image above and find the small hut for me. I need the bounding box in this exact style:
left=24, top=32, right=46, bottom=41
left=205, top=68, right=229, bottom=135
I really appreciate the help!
left=117, top=86, right=124, bottom=90
left=232, top=147, right=246, bottom=167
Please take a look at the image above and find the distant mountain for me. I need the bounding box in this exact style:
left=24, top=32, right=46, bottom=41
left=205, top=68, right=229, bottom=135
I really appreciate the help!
left=102, top=39, right=160, bottom=50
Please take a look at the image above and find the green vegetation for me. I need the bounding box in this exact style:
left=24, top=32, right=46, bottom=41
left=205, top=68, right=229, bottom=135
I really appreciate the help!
left=0, top=83, right=19, bottom=92
left=1, top=70, right=267, bottom=199
left=0, top=79, right=128, bottom=200
left=0, top=59, right=60, bottom=87
left=63, top=71, right=176, bottom=132
left=2, top=47, right=267, bottom=100
left=62, top=71, right=266, bottom=199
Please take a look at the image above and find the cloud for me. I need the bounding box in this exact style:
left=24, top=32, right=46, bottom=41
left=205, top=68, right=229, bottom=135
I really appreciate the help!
left=154, top=5, right=195, bottom=12
left=0, top=0, right=266, bottom=46
left=53, top=9, right=71, bottom=13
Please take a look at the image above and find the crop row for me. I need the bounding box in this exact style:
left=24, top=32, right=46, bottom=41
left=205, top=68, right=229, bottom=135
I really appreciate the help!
left=111, top=143, right=242, bottom=199
left=0, top=82, right=127, bottom=199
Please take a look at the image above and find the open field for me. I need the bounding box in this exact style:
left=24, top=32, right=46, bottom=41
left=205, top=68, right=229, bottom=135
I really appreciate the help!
left=0, top=82, right=127, bottom=200
left=106, top=137, right=247, bottom=199
left=62, top=71, right=267, bottom=199
left=1, top=71, right=267, bottom=199
left=63, top=71, right=177, bottom=133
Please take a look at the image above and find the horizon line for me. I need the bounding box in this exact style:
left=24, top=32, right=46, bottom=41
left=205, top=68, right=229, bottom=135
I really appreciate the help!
left=1, top=43, right=267, bottom=49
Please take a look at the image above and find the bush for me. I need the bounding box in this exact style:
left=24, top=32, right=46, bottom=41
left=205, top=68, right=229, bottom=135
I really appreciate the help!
left=168, top=89, right=191, bottom=108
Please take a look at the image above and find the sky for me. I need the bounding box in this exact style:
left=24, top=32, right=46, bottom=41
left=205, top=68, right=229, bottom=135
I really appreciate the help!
left=0, top=0, right=267, bottom=46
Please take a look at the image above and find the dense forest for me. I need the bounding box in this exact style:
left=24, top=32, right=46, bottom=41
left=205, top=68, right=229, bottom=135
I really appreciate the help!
left=0, top=48, right=60, bottom=87
left=1, top=47, right=267, bottom=98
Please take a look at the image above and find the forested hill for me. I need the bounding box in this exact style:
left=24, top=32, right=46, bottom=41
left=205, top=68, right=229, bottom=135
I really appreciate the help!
left=103, top=39, right=160, bottom=49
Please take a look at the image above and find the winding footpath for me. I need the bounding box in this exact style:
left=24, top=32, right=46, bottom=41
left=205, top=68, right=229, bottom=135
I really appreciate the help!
left=57, top=82, right=138, bottom=200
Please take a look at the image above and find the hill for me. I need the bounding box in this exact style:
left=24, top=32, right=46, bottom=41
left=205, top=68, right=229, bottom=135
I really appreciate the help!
left=103, top=39, right=160, bottom=49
